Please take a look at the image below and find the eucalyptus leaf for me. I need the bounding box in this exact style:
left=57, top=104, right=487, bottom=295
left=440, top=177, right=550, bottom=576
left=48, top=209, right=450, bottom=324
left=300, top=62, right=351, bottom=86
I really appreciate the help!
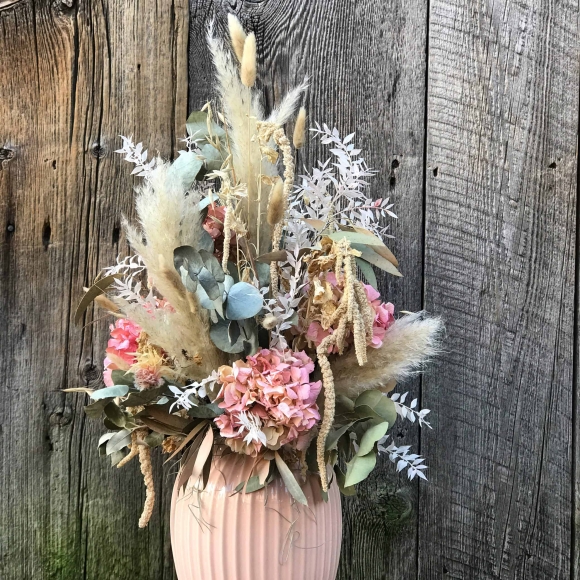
left=255, top=262, right=271, bottom=287
left=199, top=249, right=225, bottom=283
left=355, top=257, right=378, bottom=289
left=225, top=282, right=264, bottom=320
left=228, top=321, right=241, bottom=345
left=199, top=142, right=224, bottom=171
left=357, top=421, right=389, bottom=457
left=106, top=429, right=132, bottom=456
left=103, top=402, right=126, bottom=428
left=74, top=274, right=121, bottom=325
left=110, top=370, right=135, bottom=386
left=355, top=390, right=397, bottom=428
left=198, top=267, right=220, bottom=300
left=210, top=318, right=246, bottom=353
left=326, top=421, right=359, bottom=451
left=120, top=385, right=167, bottom=407
left=174, top=246, right=204, bottom=278
left=84, top=398, right=113, bottom=419
left=91, top=385, right=129, bottom=400
left=166, top=150, right=203, bottom=191
left=144, top=431, right=165, bottom=448
left=244, top=475, right=264, bottom=494
left=344, top=449, right=377, bottom=487
left=110, top=450, right=126, bottom=467
left=227, top=264, right=239, bottom=283
left=198, top=230, right=215, bottom=253
left=274, top=451, right=308, bottom=506
left=186, top=110, right=226, bottom=143
left=351, top=243, right=402, bottom=277
left=187, top=403, right=224, bottom=418
left=98, top=432, right=115, bottom=454
left=335, top=466, right=357, bottom=496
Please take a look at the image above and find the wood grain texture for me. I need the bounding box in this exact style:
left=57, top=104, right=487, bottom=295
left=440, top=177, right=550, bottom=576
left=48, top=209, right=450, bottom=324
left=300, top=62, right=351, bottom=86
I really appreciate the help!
left=0, top=1, right=187, bottom=578
left=422, top=0, right=578, bottom=579
left=188, top=2, right=427, bottom=578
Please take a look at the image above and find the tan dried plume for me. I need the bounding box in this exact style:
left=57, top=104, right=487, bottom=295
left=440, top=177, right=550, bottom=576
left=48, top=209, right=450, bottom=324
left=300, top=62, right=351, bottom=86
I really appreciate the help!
left=227, top=13, right=246, bottom=63
left=241, top=33, right=257, bottom=87
left=331, top=312, right=444, bottom=399
left=267, top=179, right=284, bottom=226
left=293, top=107, right=307, bottom=149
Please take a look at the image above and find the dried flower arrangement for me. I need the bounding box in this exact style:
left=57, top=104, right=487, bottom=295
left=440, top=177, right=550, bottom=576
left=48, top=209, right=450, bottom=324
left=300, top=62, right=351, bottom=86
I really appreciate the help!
left=70, top=17, right=443, bottom=528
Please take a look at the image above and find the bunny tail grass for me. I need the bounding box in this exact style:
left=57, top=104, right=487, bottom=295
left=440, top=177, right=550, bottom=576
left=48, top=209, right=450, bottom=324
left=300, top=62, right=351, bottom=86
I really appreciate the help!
left=331, top=312, right=444, bottom=399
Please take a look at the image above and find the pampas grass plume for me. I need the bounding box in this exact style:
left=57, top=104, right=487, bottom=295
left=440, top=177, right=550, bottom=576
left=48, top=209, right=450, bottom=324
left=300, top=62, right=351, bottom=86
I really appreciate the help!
left=331, top=312, right=444, bottom=399
left=241, top=33, right=257, bottom=87
left=267, top=179, right=285, bottom=226
left=228, top=14, right=246, bottom=63
left=293, top=107, right=307, bottom=149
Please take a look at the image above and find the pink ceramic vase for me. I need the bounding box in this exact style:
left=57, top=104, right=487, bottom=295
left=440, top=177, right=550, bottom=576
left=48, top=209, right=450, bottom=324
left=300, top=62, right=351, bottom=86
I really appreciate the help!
left=170, top=451, right=342, bottom=580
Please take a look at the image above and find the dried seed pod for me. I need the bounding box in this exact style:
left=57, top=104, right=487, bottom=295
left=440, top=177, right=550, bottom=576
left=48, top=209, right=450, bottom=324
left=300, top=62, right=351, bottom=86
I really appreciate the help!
left=227, top=14, right=246, bottom=63
left=293, top=107, right=307, bottom=149
left=241, top=33, right=257, bottom=88
left=267, top=179, right=285, bottom=226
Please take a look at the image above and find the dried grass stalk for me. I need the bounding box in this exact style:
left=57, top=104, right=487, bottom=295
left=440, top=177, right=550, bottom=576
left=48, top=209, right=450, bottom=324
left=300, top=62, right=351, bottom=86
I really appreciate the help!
left=138, top=437, right=155, bottom=528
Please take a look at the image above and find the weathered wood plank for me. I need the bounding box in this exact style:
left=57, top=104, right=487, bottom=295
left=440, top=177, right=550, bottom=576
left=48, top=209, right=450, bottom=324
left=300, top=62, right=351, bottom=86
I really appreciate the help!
left=0, top=1, right=187, bottom=578
left=188, top=2, right=427, bottom=578
left=422, top=0, right=578, bottom=578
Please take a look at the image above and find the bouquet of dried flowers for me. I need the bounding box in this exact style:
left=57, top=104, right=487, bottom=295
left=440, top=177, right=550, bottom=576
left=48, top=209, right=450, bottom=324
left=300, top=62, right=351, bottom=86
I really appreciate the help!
left=70, top=17, right=443, bottom=528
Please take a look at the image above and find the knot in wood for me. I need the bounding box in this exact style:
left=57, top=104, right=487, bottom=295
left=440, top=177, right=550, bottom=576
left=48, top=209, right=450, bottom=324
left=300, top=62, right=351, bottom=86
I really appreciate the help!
left=0, top=148, right=15, bottom=167
left=90, top=142, right=108, bottom=159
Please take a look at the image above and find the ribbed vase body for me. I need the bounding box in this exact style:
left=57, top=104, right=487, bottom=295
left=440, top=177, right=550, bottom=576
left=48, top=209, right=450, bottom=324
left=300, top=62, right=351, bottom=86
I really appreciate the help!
left=170, top=452, right=342, bottom=580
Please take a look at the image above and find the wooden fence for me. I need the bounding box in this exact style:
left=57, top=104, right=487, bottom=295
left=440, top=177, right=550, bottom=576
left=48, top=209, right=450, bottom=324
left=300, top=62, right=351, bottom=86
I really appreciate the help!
left=0, top=0, right=577, bottom=578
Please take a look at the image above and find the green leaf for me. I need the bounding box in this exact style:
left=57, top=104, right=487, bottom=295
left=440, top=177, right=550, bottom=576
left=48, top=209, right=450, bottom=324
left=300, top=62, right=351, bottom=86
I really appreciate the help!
left=120, top=385, right=167, bottom=407
left=335, top=466, right=357, bottom=496
left=103, top=402, right=126, bottom=428
left=357, top=421, right=389, bottom=457
left=84, top=398, right=114, bottom=419
left=187, top=403, right=224, bottom=418
left=344, top=450, right=377, bottom=487
left=144, top=431, right=165, bottom=448
left=245, top=475, right=264, bottom=494
left=355, top=390, right=397, bottom=428
left=98, top=432, right=115, bottom=455
left=326, top=422, right=357, bottom=451
left=105, top=429, right=132, bottom=455
left=91, top=385, right=129, bottom=400
left=274, top=451, right=308, bottom=506
left=199, top=249, right=225, bottom=283
left=110, top=450, right=126, bottom=467
left=199, top=143, right=224, bottom=171
left=186, top=110, right=226, bottom=143
left=255, top=262, right=271, bottom=287
left=228, top=321, right=241, bottom=345
left=225, top=282, right=264, bottom=320
left=198, top=267, right=220, bottom=300
left=351, top=243, right=402, bottom=277
left=110, top=370, right=135, bottom=386
left=210, top=318, right=246, bottom=353
left=166, top=150, right=203, bottom=191
left=74, top=274, right=121, bottom=325
left=174, top=246, right=204, bottom=278
left=198, top=230, right=215, bottom=253
left=355, top=257, right=378, bottom=289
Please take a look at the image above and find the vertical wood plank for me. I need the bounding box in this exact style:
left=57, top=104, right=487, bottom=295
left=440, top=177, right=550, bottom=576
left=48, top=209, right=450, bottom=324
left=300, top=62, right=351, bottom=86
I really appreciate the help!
left=188, top=1, right=427, bottom=578
left=422, top=0, right=578, bottom=578
left=0, top=1, right=187, bottom=578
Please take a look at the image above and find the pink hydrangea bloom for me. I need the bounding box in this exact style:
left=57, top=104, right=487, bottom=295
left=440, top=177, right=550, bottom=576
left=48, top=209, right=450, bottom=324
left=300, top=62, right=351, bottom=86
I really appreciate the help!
left=214, top=349, right=322, bottom=456
left=103, top=319, right=142, bottom=386
left=363, top=285, right=395, bottom=348
left=305, top=273, right=395, bottom=351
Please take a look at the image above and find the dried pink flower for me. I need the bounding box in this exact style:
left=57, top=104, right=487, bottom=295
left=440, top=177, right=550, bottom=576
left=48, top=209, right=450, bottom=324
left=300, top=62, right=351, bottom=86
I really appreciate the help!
left=214, top=349, right=321, bottom=456
left=103, top=319, right=142, bottom=386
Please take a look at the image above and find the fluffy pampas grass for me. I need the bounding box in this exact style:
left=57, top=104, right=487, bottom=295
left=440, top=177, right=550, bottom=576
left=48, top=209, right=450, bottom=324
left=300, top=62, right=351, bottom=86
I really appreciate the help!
left=122, top=161, right=228, bottom=378
left=207, top=27, right=278, bottom=253
left=331, top=312, right=444, bottom=399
